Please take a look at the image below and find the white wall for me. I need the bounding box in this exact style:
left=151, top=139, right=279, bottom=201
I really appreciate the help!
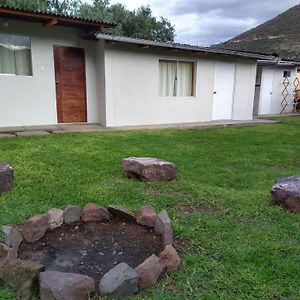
left=103, top=44, right=257, bottom=127
left=0, top=20, right=99, bottom=127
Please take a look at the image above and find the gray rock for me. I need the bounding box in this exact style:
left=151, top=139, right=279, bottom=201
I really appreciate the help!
left=162, top=225, right=173, bottom=246
left=22, top=214, right=50, bottom=242
left=2, top=225, right=23, bottom=253
left=64, top=205, right=81, bottom=224
left=81, top=203, right=111, bottom=223
left=48, top=208, right=64, bottom=229
left=122, top=157, right=177, bottom=182
left=108, top=205, right=136, bottom=221
left=2, top=259, right=45, bottom=300
left=135, top=254, right=164, bottom=288
left=0, top=243, right=16, bottom=279
left=271, top=176, right=300, bottom=212
left=154, top=210, right=171, bottom=234
left=99, top=262, right=138, bottom=297
left=39, top=271, right=95, bottom=300
left=0, top=163, right=14, bottom=195
left=136, top=205, right=157, bottom=227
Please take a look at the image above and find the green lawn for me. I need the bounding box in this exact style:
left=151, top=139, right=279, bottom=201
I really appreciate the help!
left=0, top=116, right=300, bottom=300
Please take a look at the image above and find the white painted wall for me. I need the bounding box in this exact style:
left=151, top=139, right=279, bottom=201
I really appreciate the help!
left=258, top=66, right=297, bottom=115
left=0, top=20, right=99, bottom=127
left=103, top=44, right=257, bottom=127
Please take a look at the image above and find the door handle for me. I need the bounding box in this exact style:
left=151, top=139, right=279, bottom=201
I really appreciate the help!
left=214, top=91, right=217, bottom=94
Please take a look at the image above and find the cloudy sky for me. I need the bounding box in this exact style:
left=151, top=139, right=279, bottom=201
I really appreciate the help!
left=107, top=0, right=299, bottom=46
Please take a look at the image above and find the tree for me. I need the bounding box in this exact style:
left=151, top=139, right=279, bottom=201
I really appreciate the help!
left=0, top=0, right=175, bottom=42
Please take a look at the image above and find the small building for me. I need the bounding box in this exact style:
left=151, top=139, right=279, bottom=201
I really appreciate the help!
left=0, top=5, right=274, bottom=128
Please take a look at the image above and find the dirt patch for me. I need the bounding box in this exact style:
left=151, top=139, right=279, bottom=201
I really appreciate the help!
left=177, top=203, right=217, bottom=216
left=144, top=188, right=161, bottom=197
left=18, top=219, right=162, bottom=283
left=173, top=237, right=192, bottom=255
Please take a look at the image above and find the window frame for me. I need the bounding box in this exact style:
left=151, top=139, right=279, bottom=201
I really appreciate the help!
left=158, top=58, right=196, bottom=98
left=0, top=32, right=33, bottom=77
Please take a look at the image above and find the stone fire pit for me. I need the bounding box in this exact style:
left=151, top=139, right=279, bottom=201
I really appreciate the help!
left=0, top=204, right=180, bottom=299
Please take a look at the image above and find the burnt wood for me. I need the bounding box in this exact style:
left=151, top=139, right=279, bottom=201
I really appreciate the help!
left=54, top=46, right=87, bottom=123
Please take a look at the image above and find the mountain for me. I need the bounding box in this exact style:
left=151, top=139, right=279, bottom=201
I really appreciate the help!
left=217, top=5, right=300, bottom=60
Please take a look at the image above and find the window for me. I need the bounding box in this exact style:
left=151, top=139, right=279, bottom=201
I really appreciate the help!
left=159, top=59, right=195, bottom=97
left=0, top=33, right=32, bottom=76
left=283, top=70, right=291, bottom=78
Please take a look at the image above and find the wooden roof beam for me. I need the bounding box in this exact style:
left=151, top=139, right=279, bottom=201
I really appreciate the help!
left=44, top=18, right=58, bottom=28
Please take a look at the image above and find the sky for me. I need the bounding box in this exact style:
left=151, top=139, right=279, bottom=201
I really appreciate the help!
left=106, top=0, right=299, bottom=46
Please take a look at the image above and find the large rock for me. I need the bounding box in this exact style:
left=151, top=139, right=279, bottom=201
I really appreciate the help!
left=64, top=205, right=81, bottom=224
left=2, top=259, right=44, bottom=300
left=135, top=254, right=164, bottom=288
left=0, top=243, right=16, bottom=279
left=99, top=262, right=138, bottom=297
left=136, top=205, right=157, bottom=227
left=108, top=205, right=136, bottom=221
left=271, top=176, right=300, bottom=212
left=2, top=225, right=23, bottom=253
left=49, top=208, right=64, bottom=230
left=154, top=210, right=171, bottom=234
left=39, top=271, right=95, bottom=300
left=22, top=214, right=50, bottom=242
left=0, top=163, right=14, bottom=194
left=159, top=245, right=180, bottom=272
left=81, top=203, right=111, bottom=222
left=122, top=157, right=177, bottom=182
left=162, top=226, right=173, bottom=247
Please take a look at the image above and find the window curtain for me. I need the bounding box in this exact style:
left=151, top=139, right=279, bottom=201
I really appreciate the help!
left=159, top=60, right=177, bottom=96
left=177, top=61, right=193, bottom=96
left=0, top=34, right=15, bottom=74
left=15, top=49, right=32, bottom=75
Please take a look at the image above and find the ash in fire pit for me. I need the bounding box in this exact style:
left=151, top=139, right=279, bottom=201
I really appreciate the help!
left=0, top=203, right=181, bottom=300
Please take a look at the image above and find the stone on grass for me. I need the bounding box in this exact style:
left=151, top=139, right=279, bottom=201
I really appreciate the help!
left=0, top=163, right=14, bottom=195
left=136, top=205, right=156, bottom=227
left=108, top=205, right=136, bottom=221
left=154, top=210, right=171, bottom=234
left=99, top=262, right=138, bottom=297
left=81, top=203, right=111, bottom=223
left=162, top=226, right=173, bottom=246
left=159, top=245, right=180, bottom=272
left=22, top=214, right=50, bottom=243
left=2, top=259, right=44, bottom=300
left=2, top=225, right=23, bottom=253
left=271, top=176, right=300, bottom=212
left=122, top=157, right=177, bottom=182
left=64, top=205, right=81, bottom=224
left=48, top=208, right=64, bottom=230
left=0, top=243, right=16, bottom=279
left=135, top=254, right=164, bottom=288
left=40, top=271, right=95, bottom=300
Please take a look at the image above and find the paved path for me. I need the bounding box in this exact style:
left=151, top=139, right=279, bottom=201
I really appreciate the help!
left=0, top=119, right=277, bottom=138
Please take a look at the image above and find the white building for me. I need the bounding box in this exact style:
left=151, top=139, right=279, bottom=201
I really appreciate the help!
left=0, top=6, right=276, bottom=128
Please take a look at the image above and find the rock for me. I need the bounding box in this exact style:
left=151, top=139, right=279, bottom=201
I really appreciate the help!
left=154, top=210, right=171, bottom=234
left=2, top=259, right=44, bottom=300
left=136, top=205, right=157, bottom=227
left=108, top=205, right=136, bottom=221
left=2, top=225, right=23, bottom=253
left=159, top=245, right=180, bottom=272
left=162, top=225, right=173, bottom=246
left=48, top=208, right=64, bottom=230
left=64, top=205, right=81, bottom=224
left=122, top=157, right=177, bottom=182
left=135, top=254, right=164, bottom=288
left=39, top=271, right=95, bottom=300
left=0, top=243, right=16, bottom=279
left=0, top=163, right=14, bottom=194
left=81, top=203, right=111, bottom=223
left=99, top=262, right=138, bottom=297
left=22, top=214, right=50, bottom=242
left=271, top=176, right=300, bottom=212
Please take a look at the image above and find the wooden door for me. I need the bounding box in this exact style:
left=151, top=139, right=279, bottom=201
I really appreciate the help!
left=54, top=46, right=87, bottom=123
left=212, top=62, right=236, bottom=120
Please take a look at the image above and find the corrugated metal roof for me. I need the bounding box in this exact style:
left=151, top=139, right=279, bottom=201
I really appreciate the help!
left=0, top=4, right=115, bottom=26
left=96, top=33, right=275, bottom=60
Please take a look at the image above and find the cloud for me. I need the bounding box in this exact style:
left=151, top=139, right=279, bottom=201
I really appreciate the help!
left=109, top=0, right=299, bottom=46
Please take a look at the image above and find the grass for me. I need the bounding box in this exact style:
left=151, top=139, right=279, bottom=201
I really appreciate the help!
left=0, top=116, right=300, bottom=300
